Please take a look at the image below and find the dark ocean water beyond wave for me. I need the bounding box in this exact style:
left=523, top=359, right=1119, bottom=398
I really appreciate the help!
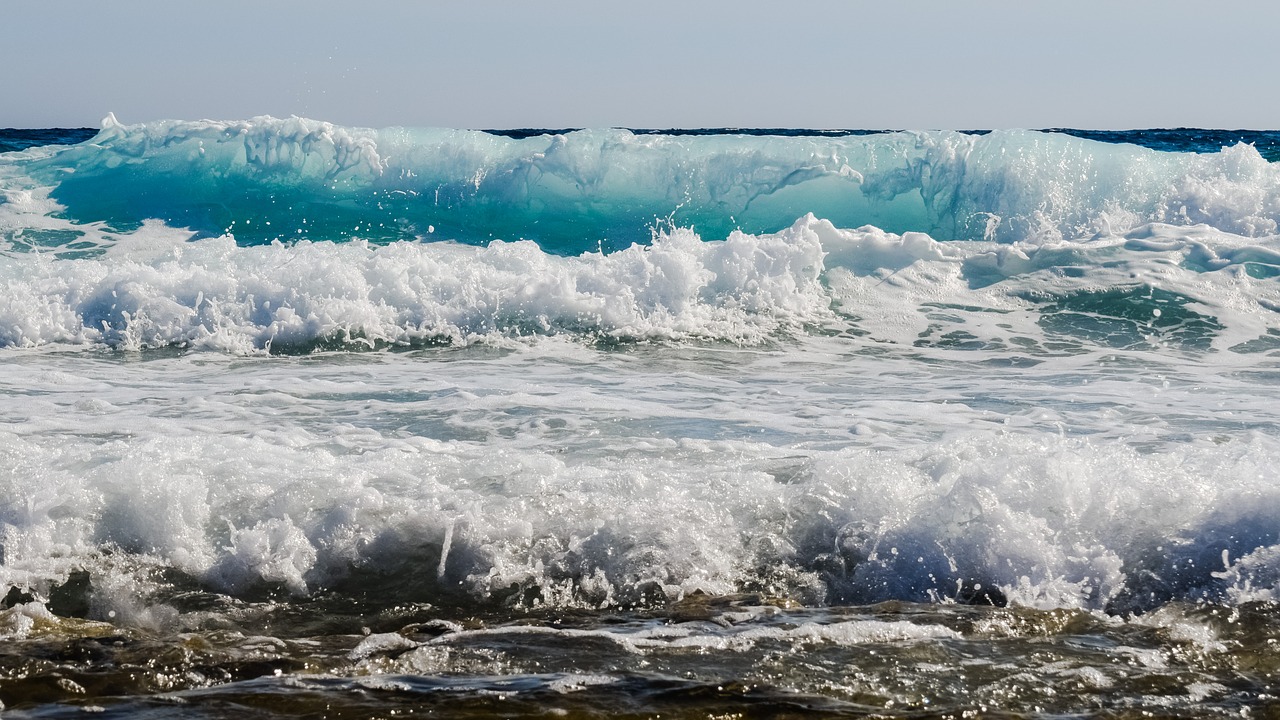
left=4, top=126, right=1280, bottom=160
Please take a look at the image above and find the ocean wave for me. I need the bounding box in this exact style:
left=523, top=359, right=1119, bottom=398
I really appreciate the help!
left=4, top=115, right=1280, bottom=253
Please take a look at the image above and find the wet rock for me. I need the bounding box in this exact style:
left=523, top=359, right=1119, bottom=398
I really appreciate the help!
left=3, top=586, right=36, bottom=608
left=957, top=580, right=1008, bottom=607
left=48, top=570, right=92, bottom=618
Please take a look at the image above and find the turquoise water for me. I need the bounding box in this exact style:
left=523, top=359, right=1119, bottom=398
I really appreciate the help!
left=8, top=122, right=1280, bottom=252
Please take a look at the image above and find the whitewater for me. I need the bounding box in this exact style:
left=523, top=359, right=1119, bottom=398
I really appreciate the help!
left=2, top=116, right=1280, bottom=717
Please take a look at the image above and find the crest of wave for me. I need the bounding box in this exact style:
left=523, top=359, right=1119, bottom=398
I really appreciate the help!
left=18, top=116, right=1280, bottom=248
left=4, top=429, right=1280, bottom=618
left=0, top=219, right=830, bottom=352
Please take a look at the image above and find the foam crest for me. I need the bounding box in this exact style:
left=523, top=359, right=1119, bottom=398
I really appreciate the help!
left=4, top=423, right=1280, bottom=616
left=915, top=130, right=1280, bottom=242
left=91, top=113, right=385, bottom=179
left=0, top=219, right=829, bottom=351
left=1, top=215, right=1278, bottom=357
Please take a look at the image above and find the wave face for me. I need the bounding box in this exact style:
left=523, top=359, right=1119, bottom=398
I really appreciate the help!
left=5, top=116, right=1280, bottom=255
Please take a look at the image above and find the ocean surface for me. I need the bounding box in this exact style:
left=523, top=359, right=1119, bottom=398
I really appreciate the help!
left=2, top=118, right=1280, bottom=718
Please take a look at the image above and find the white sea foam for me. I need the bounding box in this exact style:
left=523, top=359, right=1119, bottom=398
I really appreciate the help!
left=415, top=617, right=959, bottom=656
left=0, top=215, right=1276, bottom=358
left=2, top=381, right=1279, bottom=617
left=0, top=218, right=833, bottom=351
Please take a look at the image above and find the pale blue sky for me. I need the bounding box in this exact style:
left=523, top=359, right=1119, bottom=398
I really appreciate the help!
left=3, top=0, right=1276, bottom=129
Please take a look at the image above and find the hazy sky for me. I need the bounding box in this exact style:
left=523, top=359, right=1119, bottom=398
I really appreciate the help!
left=3, top=0, right=1277, bottom=130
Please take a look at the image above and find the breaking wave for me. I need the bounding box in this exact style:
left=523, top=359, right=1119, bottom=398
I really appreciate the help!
left=3, top=115, right=1279, bottom=253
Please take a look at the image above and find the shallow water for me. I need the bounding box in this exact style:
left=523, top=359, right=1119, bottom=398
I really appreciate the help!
left=5, top=596, right=1280, bottom=718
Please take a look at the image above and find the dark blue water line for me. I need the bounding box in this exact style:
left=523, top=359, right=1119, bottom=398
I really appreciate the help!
left=4, top=127, right=1280, bottom=160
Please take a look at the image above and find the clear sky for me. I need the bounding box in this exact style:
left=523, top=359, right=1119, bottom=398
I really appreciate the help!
left=3, top=0, right=1277, bottom=130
